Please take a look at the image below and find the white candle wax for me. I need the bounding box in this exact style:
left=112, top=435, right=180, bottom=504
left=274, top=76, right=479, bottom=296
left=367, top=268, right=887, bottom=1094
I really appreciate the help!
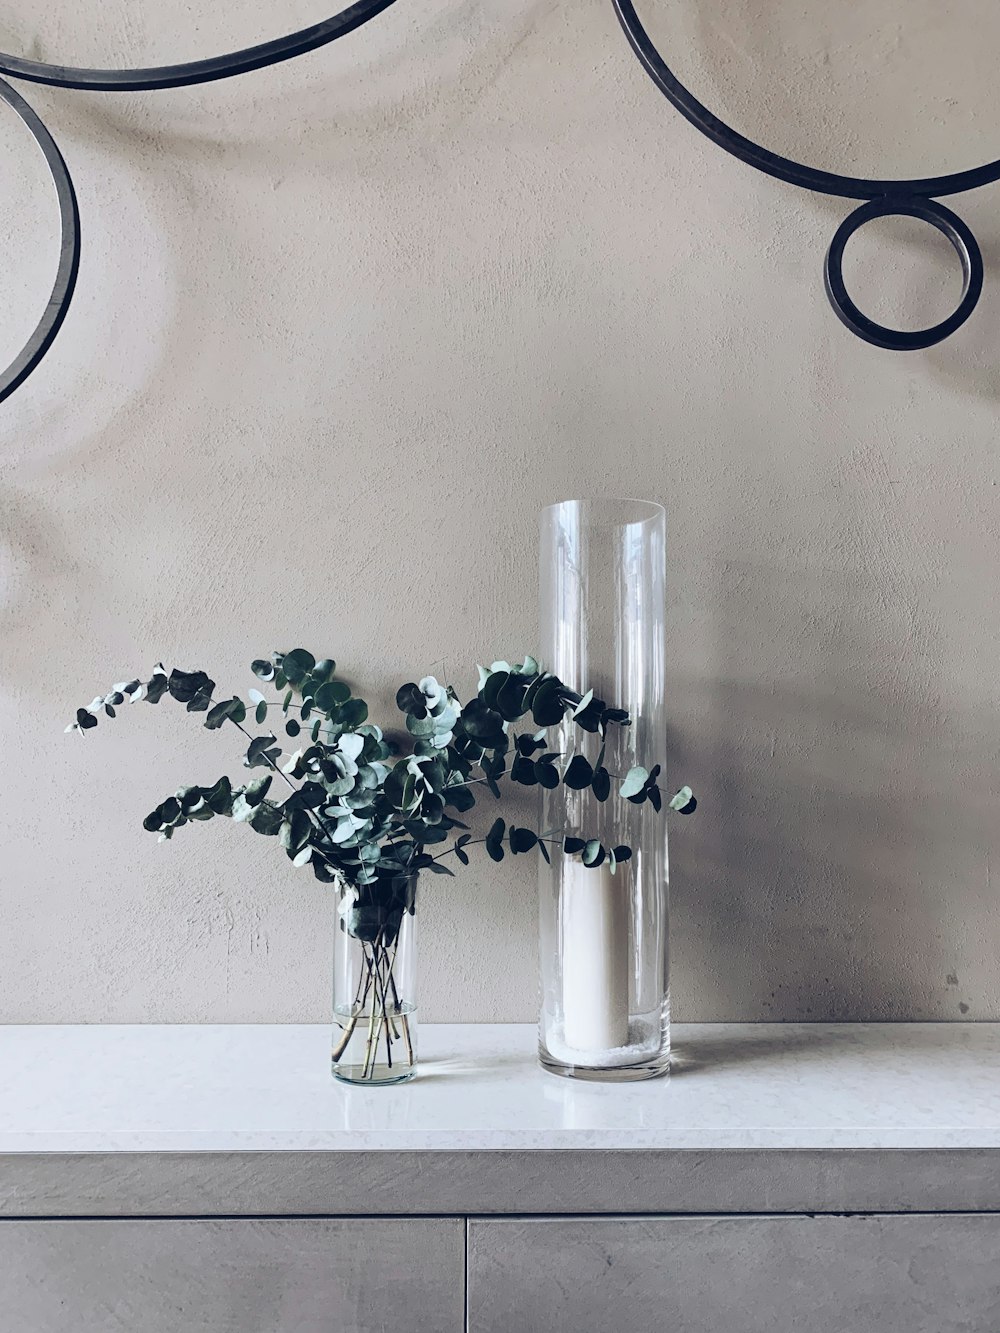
left=561, top=858, right=630, bottom=1052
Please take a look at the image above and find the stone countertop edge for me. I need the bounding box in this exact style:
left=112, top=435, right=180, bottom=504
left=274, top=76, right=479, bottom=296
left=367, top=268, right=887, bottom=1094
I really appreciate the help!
left=0, top=1022, right=997, bottom=1216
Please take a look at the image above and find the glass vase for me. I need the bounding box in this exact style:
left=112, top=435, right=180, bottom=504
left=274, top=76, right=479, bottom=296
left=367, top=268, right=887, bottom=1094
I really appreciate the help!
left=537, top=499, right=670, bottom=1081
left=331, top=875, right=417, bottom=1085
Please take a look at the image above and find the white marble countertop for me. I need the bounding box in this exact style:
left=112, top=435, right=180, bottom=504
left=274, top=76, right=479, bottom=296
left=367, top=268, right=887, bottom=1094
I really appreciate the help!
left=1, top=1022, right=998, bottom=1154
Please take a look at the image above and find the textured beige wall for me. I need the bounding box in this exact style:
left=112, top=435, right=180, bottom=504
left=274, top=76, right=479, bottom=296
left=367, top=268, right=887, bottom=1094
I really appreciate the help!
left=1, top=0, right=998, bottom=1023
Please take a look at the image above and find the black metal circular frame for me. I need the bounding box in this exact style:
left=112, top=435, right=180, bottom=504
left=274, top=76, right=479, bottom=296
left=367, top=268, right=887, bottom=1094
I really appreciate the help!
left=0, top=0, right=987, bottom=405
left=0, top=0, right=400, bottom=406
left=824, top=198, right=983, bottom=350
left=0, top=0, right=400, bottom=91
left=612, top=0, right=993, bottom=349
left=0, top=77, right=80, bottom=406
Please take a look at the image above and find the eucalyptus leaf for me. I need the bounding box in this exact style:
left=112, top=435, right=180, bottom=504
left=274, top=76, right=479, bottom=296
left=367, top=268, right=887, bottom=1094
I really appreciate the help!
left=495, top=673, right=527, bottom=722
left=316, top=680, right=351, bottom=712
left=509, top=826, right=537, bottom=854
left=231, top=794, right=254, bottom=823
left=669, top=785, right=697, bottom=814
left=582, top=839, right=605, bottom=867
left=285, top=808, right=311, bottom=852
left=291, top=781, right=326, bottom=810
left=340, top=698, right=369, bottom=727
left=205, top=776, right=233, bottom=814
left=530, top=676, right=565, bottom=727
left=168, top=669, right=215, bottom=713
left=515, top=734, right=544, bottom=757
left=591, top=766, right=611, bottom=802
left=281, top=649, right=315, bottom=683
left=573, top=697, right=606, bottom=734
left=485, top=817, right=506, bottom=862
left=249, top=803, right=284, bottom=836
left=444, top=784, right=475, bottom=813
left=144, top=667, right=170, bottom=704
left=205, top=697, right=245, bottom=731
left=395, top=682, right=426, bottom=717
left=312, top=858, right=338, bottom=884
left=246, top=734, right=277, bottom=767
left=619, top=765, right=649, bottom=799
left=460, top=699, right=505, bottom=746
left=244, top=775, right=273, bottom=807
left=571, top=688, right=594, bottom=719
left=563, top=755, right=594, bottom=790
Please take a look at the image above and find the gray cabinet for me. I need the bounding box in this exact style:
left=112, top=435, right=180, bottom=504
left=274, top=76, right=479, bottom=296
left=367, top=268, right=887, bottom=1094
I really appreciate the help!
left=5, top=1208, right=1000, bottom=1332
left=0, top=1218, right=463, bottom=1333
left=467, top=1214, right=1000, bottom=1333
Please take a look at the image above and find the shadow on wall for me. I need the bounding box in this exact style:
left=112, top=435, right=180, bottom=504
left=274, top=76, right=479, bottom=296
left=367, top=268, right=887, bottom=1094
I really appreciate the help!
left=926, top=227, right=1000, bottom=404
left=668, top=550, right=999, bottom=1023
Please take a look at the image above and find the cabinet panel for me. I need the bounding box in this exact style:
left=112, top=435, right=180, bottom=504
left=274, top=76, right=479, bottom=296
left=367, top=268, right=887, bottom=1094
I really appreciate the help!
left=468, top=1214, right=1000, bottom=1333
left=0, top=1218, right=463, bottom=1333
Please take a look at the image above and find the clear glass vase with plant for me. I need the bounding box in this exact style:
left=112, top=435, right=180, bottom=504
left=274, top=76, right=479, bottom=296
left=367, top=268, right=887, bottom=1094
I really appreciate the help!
left=68, top=649, right=694, bottom=1083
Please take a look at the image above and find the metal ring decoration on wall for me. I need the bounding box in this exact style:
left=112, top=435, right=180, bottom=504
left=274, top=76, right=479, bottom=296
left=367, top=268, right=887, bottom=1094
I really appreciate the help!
left=0, top=0, right=990, bottom=403
left=824, top=199, right=983, bottom=350
left=0, top=0, right=400, bottom=405
left=0, top=76, right=80, bottom=405
left=611, top=0, right=996, bottom=349
left=0, top=0, right=400, bottom=91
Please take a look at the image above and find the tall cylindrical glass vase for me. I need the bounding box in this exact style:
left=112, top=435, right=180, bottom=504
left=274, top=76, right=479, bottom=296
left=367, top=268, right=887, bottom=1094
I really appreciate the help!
left=538, top=499, right=669, bottom=1080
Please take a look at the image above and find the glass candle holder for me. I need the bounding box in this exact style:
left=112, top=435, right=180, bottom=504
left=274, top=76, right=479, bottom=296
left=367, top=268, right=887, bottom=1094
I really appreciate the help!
left=538, top=499, right=670, bottom=1081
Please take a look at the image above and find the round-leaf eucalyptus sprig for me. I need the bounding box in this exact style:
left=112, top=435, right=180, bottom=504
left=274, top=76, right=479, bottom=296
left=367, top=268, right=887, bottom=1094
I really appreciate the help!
left=67, top=649, right=695, bottom=942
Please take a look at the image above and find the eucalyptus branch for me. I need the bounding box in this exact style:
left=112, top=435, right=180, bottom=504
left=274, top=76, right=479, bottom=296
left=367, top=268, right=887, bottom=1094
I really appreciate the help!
left=228, top=718, right=346, bottom=858
left=229, top=718, right=296, bottom=791
left=68, top=649, right=693, bottom=891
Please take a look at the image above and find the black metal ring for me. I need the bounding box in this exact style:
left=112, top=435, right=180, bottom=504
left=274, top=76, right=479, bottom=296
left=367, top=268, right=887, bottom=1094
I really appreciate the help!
left=823, top=198, right=983, bottom=350
left=0, top=0, right=400, bottom=92
left=611, top=0, right=1000, bottom=202
left=0, top=77, right=80, bottom=405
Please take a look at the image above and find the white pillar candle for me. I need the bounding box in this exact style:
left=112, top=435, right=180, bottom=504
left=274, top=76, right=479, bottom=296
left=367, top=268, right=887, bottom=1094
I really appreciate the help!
left=561, top=858, right=629, bottom=1052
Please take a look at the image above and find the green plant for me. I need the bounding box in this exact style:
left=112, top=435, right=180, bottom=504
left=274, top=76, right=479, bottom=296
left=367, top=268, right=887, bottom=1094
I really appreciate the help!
left=68, top=650, right=694, bottom=1074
